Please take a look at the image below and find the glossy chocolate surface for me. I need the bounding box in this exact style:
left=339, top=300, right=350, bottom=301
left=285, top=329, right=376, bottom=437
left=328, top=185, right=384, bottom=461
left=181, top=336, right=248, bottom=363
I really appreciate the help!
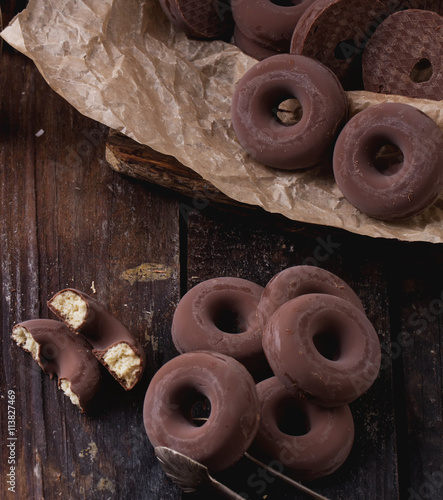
left=13, top=319, right=102, bottom=412
left=233, top=25, right=280, bottom=61
left=48, top=289, right=145, bottom=390
left=262, top=293, right=381, bottom=407
left=333, top=102, right=443, bottom=221
left=143, top=351, right=260, bottom=472
left=254, top=376, right=354, bottom=480
left=231, top=54, right=348, bottom=170
left=257, top=265, right=365, bottom=332
left=159, top=0, right=233, bottom=39
left=232, top=0, right=316, bottom=51
left=171, top=277, right=266, bottom=373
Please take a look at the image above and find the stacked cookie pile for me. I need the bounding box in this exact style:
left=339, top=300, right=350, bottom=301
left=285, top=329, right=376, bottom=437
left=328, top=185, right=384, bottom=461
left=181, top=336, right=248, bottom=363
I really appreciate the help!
left=143, top=266, right=381, bottom=479
left=159, top=0, right=443, bottom=222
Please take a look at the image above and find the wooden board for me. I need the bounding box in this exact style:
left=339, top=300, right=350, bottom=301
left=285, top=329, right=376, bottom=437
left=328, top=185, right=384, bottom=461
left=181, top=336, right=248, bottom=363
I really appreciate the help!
left=1, top=2, right=442, bottom=499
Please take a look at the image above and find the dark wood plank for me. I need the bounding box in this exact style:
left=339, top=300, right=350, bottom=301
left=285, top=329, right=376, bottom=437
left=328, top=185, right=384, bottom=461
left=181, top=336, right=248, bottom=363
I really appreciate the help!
left=0, top=52, right=181, bottom=499
left=385, top=243, right=443, bottom=499
left=185, top=207, right=399, bottom=499
left=106, top=131, right=245, bottom=209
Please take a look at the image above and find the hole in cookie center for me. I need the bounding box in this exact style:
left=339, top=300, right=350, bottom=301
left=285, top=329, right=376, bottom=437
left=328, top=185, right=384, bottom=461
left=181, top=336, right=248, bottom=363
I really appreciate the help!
left=213, top=305, right=246, bottom=334
left=273, top=98, right=303, bottom=126
left=271, top=0, right=298, bottom=6
left=410, top=58, right=433, bottom=83
left=374, top=144, right=404, bottom=176
left=313, top=330, right=341, bottom=361
left=190, top=393, right=211, bottom=427
left=334, top=39, right=358, bottom=60
left=278, top=399, right=310, bottom=436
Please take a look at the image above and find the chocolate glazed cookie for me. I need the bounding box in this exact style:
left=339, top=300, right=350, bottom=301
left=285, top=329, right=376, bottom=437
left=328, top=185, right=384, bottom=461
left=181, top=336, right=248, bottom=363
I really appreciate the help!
left=12, top=319, right=102, bottom=412
left=143, top=351, right=260, bottom=472
left=233, top=25, right=280, bottom=61
left=172, top=277, right=266, bottom=373
left=257, top=265, right=364, bottom=332
left=159, top=0, right=233, bottom=39
left=290, top=0, right=389, bottom=89
left=262, top=294, right=381, bottom=407
left=253, top=377, right=354, bottom=480
left=363, top=10, right=443, bottom=100
left=333, top=103, right=443, bottom=221
left=232, top=0, right=317, bottom=52
left=231, top=54, right=348, bottom=170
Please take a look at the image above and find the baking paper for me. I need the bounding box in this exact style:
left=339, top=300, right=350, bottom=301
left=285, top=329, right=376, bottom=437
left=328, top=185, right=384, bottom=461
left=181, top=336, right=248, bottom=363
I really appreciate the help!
left=3, top=0, right=443, bottom=243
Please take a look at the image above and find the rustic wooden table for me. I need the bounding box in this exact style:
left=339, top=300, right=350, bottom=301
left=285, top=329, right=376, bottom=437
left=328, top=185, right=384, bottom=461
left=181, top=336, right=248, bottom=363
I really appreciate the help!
left=1, top=2, right=442, bottom=500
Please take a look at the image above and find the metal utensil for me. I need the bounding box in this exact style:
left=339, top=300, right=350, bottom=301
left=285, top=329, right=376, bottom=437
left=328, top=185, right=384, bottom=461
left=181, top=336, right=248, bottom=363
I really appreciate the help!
left=155, top=446, right=332, bottom=500
left=155, top=446, right=244, bottom=500
left=245, top=452, right=331, bottom=500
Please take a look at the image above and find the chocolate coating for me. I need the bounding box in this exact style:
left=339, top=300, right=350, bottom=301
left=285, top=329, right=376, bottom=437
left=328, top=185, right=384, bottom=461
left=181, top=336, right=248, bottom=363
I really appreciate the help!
left=159, top=0, right=233, bottom=39
left=254, top=377, right=354, bottom=480
left=171, top=277, right=266, bottom=373
left=48, top=289, right=145, bottom=390
left=12, top=319, right=101, bottom=412
left=362, top=10, right=443, bottom=100
left=290, top=0, right=388, bottom=89
left=143, top=351, right=260, bottom=472
left=231, top=54, right=348, bottom=170
left=262, top=294, right=381, bottom=407
left=333, top=102, right=443, bottom=221
left=232, top=0, right=316, bottom=51
left=257, top=265, right=365, bottom=332
left=233, top=25, right=280, bottom=61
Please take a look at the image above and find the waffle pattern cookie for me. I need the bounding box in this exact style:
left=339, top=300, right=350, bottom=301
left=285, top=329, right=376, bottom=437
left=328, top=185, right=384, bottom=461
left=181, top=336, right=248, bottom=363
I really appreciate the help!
left=362, top=9, right=443, bottom=100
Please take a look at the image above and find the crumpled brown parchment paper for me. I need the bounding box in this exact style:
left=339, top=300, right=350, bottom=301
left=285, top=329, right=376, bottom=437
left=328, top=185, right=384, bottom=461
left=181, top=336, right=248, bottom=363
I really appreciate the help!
left=3, top=0, right=443, bottom=243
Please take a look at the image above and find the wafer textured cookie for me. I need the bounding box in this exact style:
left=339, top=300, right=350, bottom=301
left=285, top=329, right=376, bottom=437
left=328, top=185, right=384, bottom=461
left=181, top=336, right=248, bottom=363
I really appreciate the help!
left=362, top=9, right=443, bottom=100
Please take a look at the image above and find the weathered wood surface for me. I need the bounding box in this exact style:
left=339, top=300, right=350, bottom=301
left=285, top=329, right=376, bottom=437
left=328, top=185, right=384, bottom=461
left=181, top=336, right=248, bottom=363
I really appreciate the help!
left=1, top=2, right=443, bottom=499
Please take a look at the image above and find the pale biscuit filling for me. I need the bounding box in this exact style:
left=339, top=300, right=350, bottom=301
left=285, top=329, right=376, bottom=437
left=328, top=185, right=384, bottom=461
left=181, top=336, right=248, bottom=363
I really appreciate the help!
left=50, top=290, right=87, bottom=330
left=12, top=325, right=40, bottom=361
left=59, top=379, right=81, bottom=409
left=12, top=326, right=82, bottom=409
left=102, top=342, right=141, bottom=389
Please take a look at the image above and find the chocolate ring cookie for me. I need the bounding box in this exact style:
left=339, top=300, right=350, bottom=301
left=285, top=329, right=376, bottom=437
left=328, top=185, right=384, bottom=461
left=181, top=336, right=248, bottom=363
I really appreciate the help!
left=362, top=9, right=443, bottom=100
left=290, top=0, right=389, bottom=89
left=159, top=0, right=233, bottom=39
left=143, top=351, right=260, bottom=471
left=48, top=289, right=145, bottom=391
left=232, top=0, right=316, bottom=51
left=257, top=265, right=365, bottom=332
left=12, top=319, right=102, bottom=412
left=231, top=54, right=348, bottom=170
left=333, top=102, right=443, bottom=221
left=254, top=377, right=354, bottom=480
left=262, top=294, right=381, bottom=407
left=171, top=277, right=265, bottom=372
left=234, top=25, right=280, bottom=61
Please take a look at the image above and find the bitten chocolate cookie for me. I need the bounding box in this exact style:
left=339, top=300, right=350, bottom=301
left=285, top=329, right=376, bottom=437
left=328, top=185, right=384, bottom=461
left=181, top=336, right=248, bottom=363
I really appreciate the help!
left=362, top=9, right=443, bottom=100
left=12, top=319, right=102, bottom=412
left=333, top=102, right=443, bottom=221
left=290, top=0, right=388, bottom=89
left=48, top=289, right=145, bottom=391
left=159, top=0, right=233, bottom=39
